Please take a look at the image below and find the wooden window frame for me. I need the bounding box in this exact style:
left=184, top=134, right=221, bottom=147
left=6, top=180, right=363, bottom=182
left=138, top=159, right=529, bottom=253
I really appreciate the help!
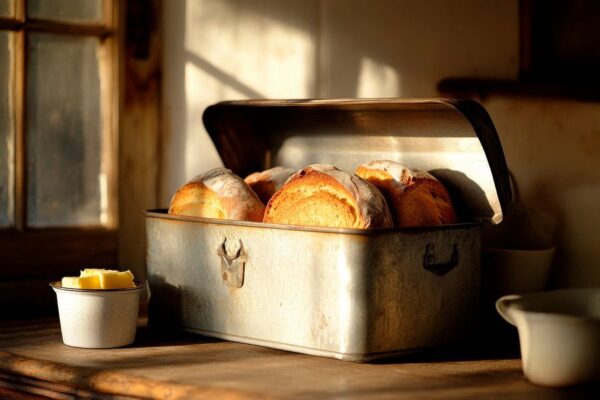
left=0, top=0, right=121, bottom=316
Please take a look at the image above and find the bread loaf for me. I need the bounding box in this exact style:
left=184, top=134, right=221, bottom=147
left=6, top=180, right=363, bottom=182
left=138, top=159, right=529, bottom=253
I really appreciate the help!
left=168, top=167, right=265, bottom=222
left=244, top=166, right=295, bottom=204
left=355, top=160, right=456, bottom=227
left=263, top=164, right=392, bottom=229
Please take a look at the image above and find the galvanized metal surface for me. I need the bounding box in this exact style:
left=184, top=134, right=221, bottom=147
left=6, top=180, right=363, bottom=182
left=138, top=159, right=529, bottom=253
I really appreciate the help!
left=147, top=213, right=481, bottom=361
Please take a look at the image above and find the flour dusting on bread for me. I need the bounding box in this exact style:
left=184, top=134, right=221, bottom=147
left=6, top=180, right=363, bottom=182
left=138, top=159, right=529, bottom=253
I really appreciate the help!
left=264, top=164, right=392, bottom=229
left=170, top=167, right=264, bottom=221
left=306, top=164, right=392, bottom=228
left=355, top=160, right=457, bottom=227
left=244, top=166, right=295, bottom=204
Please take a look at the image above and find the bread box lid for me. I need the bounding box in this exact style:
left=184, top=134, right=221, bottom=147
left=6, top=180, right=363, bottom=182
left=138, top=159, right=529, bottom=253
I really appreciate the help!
left=203, top=98, right=511, bottom=224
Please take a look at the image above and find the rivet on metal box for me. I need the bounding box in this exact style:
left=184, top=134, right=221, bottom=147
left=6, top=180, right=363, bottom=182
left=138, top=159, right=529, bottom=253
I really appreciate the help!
left=146, top=98, right=511, bottom=361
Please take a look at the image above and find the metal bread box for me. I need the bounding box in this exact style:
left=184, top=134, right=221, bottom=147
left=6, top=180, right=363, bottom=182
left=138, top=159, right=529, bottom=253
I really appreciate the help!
left=146, top=99, right=511, bottom=361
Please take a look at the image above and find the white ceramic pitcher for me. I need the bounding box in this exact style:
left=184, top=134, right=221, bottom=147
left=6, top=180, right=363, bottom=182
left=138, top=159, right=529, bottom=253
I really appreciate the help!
left=496, top=288, right=600, bottom=387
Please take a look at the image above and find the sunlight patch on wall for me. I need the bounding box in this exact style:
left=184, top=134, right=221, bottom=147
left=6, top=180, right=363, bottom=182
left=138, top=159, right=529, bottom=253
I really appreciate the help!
left=177, top=0, right=318, bottom=184
left=185, top=0, right=316, bottom=100
left=356, top=57, right=401, bottom=98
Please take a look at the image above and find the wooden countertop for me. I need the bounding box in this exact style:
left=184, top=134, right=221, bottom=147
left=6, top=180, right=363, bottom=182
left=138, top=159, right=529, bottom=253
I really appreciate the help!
left=0, top=319, right=596, bottom=399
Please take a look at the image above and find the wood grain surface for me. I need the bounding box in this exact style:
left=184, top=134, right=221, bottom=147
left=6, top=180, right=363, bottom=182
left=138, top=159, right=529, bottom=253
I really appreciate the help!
left=0, top=319, right=597, bottom=399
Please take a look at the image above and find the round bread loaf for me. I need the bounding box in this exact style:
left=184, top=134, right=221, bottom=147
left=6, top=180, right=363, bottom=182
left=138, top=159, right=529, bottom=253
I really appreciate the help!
left=263, top=164, right=393, bottom=229
left=168, top=167, right=265, bottom=222
left=244, top=166, right=295, bottom=204
left=355, top=160, right=457, bottom=227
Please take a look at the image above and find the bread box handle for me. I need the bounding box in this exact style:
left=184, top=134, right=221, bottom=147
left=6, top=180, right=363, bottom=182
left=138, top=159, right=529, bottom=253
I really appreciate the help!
left=423, top=244, right=458, bottom=276
left=217, top=239, right=248, bottom=288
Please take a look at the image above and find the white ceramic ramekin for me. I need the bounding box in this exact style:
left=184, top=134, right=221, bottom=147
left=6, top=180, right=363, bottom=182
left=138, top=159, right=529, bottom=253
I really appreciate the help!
left=496, top=288, right=600, bottom=387
left=50, top=281, right=144, bottom=348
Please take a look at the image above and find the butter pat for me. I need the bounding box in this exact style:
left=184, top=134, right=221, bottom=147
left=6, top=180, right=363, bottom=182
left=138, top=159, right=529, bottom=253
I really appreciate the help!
left=62, top=269, right=135, bottom=289
left=98, top=270, right=135, bottom=289
left=62, top=275, right=100, bottom=289
left=81, top=268, right=118, bottom=277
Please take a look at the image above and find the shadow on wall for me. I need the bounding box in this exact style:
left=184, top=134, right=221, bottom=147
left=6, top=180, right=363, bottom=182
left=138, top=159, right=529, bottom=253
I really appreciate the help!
left=161, top=0, right=518, bottom=205
left=555, top=184, right=600, bottom=287
left=162, top=0, right=317, bottom=204
left=185, top=52, right=263, bottom=99
left=482, top=96, right=600, bottom=287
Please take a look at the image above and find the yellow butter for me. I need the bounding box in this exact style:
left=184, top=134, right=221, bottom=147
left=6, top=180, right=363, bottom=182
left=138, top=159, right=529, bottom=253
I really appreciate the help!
left=62, top=275, right=100, bottom=289
left=62, top=268, right=135, bottom=289
left=97, top=270, right=135, bottom=289
left=81, top=268, right=119, bottom=276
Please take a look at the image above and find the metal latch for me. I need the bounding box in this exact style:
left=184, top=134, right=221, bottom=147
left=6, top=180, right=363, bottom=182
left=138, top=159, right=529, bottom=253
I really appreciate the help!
left=423, top=243, right=459, bottom=276
left=217, top=239, right=248, bottom=288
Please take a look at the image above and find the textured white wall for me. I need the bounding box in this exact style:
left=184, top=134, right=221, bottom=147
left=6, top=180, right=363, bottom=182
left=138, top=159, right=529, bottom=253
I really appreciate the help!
left=319, top=0, right=518, bottom=97
left=162, top=0, right=518, bottom=203
left=162, top=0, right=319, bottom=202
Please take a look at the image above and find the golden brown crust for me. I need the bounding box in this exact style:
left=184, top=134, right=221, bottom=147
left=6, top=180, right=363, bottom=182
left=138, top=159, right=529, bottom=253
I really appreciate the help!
left=169, top=168, right=265, bottom=222
left=264, top=164, right=392, bottom=229
left=355, top=160, right=457, bottom=227
left=244, top=167, right=295, bottom=204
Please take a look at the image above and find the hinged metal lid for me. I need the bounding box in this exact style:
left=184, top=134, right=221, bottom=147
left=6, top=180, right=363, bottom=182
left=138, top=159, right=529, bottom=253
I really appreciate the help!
left=203, top=98, right=511, bottom=224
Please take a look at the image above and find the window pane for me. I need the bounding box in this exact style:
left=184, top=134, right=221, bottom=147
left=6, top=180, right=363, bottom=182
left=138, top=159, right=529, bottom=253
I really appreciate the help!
left=0, top=0, right=14, bottom=17
left=27, top=0, right=103, bottom=23
left=27, top=33, right=106, bottom=227
left=0, top=32, right=14, bottom=227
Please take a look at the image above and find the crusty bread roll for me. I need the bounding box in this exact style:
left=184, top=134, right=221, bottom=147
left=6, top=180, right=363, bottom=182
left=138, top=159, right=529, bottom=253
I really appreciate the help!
left=355, top=160, right=457, bottom=227
left=168, top=167, right=265, bottom=222
left=244, top=166, right=295, bottom=204
left=263, top=164, right=392, bottom=229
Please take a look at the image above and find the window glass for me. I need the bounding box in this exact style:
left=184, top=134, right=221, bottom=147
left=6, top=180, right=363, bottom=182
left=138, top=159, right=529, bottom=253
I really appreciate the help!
left=27, top=33, right=106, bottom=227
left=27, top=0, right=103, bottom=23
left=0, top=0, right=14, bottom=17
left=0, top=32, right=14, bottom=227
